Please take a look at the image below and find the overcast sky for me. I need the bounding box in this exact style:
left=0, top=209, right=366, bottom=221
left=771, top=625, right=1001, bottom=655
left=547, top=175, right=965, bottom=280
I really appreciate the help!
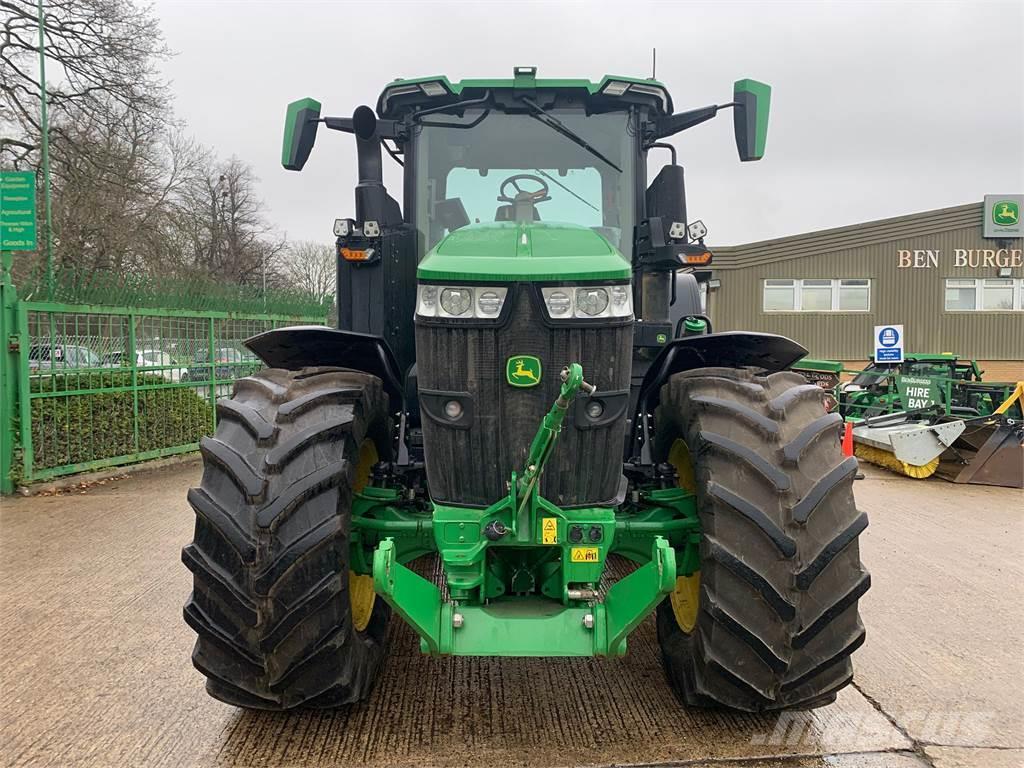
left=152, top=0, right=1024, bottom=247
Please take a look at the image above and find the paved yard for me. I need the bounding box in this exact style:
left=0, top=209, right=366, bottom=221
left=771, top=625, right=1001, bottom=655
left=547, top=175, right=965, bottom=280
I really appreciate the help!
left=0, top=461, right=1021, bottom=768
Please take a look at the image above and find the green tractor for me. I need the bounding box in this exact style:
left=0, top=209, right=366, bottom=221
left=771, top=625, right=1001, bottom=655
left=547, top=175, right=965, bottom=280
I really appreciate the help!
left=182, top=68, right=868, bottom=712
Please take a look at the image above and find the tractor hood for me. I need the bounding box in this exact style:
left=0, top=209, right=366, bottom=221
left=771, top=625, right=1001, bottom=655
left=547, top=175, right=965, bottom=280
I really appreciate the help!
left=416, top=222, right=632, bottom=283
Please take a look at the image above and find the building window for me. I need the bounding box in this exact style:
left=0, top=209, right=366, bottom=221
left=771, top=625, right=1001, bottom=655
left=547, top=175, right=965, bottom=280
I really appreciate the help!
left=762, top=278, right=871, bottom=312
left=944, top=278, right=1024, bottom=311
left=764, top=279, right=797, bottom=311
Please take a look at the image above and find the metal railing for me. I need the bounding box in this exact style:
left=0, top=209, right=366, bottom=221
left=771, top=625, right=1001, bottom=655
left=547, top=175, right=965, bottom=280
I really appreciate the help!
left=1, top=273, right=328, bottom=492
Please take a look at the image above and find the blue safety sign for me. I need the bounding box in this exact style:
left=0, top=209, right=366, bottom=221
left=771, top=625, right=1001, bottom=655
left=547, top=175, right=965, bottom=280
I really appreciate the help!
left=874, top=324, right=904, bottom=363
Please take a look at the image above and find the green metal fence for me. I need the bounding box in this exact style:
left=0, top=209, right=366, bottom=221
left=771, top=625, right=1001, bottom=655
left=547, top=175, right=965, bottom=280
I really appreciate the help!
left=1, top=270, right=328, bottom=493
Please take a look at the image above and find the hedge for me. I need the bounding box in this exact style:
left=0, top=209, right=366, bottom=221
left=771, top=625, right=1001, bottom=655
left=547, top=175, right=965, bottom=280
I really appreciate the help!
left=30, top=371, right=213, bottom=470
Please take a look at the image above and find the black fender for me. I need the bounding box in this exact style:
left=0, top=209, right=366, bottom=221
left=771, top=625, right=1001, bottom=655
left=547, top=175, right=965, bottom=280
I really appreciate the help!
left=631, top=331, right=807, bottom=461
left=245, top=325, right=405, bottom=410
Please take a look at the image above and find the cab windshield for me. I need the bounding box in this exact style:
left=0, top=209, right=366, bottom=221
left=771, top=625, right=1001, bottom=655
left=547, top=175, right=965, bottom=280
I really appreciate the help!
left=412, top=108, right=636, bottom=259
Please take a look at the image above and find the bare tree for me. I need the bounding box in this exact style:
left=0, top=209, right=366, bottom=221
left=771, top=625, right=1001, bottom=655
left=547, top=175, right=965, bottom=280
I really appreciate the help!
left=45, top=96, right=204, bottom=273
left=0, top=1, right=308, bottom=297
left=171, top=155, right=286, bottom=285
left=280, top=240, right=336, bottom=304
left=1, top=0, right=171, bottom=166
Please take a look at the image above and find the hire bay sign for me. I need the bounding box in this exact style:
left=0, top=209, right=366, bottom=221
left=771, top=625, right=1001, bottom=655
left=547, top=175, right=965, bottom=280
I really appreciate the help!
left=1, top=171, right=38, bottom=252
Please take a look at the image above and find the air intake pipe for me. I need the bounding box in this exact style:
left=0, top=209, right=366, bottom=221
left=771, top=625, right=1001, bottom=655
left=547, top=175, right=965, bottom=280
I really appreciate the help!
left=352, top=105, right=388, bottom=224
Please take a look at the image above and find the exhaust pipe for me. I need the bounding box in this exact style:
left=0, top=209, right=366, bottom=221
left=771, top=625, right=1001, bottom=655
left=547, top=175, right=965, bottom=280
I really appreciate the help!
left=352, top=105, right=388, bottom=224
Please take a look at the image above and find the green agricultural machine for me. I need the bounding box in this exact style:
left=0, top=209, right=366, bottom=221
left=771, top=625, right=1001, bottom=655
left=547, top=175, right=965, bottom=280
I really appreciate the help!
left=828, top=354, right=1024, bottom=484
left=182, top=68, right=869, bottom=712
left=838, top=353, right=995, bottom=420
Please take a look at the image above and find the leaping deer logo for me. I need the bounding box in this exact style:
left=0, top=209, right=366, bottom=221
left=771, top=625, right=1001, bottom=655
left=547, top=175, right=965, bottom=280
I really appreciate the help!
left=994, top=202, right=1019, bottom=226
left=507, top=355, right=542, bottom=387
left=513, top=360, right=538, bottom=382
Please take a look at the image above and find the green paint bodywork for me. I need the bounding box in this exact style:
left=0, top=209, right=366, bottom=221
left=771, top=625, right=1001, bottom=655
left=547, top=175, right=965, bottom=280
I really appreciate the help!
left=734, top=78, right=771, bottom=160
left=351, top=363, right=700, bottom=657
left=417, top=222, right=631, bottom=283
left=281, top=98, right=321, bottom=171
left=793, top=358, right=844, bottom=374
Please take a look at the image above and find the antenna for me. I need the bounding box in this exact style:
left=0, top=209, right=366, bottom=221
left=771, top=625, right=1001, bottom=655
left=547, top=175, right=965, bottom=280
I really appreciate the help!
left=651, top=47, right=657, bottom=79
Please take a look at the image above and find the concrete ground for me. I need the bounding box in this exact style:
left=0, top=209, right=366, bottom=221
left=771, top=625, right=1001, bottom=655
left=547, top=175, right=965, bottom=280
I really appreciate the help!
left=0, top=460, right=1021, bottom=768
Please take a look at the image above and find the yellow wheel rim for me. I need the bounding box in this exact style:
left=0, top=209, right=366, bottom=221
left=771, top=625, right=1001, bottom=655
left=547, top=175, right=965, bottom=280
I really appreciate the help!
left=349, top=571, right=376, bottom=633
left=670, top=573, right=701, bottom=633
left=350, top=439, right=378, bottom=632
left=667, top=438, right=700, bottom=633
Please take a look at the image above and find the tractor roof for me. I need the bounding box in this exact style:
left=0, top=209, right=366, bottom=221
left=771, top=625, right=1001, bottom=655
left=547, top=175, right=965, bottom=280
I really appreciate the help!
left=907, top=353, right=960, bottom=362
left=376, top=69, right=673, bottom=118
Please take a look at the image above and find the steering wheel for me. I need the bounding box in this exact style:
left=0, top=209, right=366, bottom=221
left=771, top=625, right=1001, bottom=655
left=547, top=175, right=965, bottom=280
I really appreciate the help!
left=497, top=174, right=551, bottom=204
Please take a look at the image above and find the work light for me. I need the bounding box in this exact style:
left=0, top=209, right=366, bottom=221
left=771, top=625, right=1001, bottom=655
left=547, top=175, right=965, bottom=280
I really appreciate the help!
left=545, top=290, right=572, bottom=316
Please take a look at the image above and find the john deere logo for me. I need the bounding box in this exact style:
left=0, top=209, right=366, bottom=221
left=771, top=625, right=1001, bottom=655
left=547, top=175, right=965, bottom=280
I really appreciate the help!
left=993, top=200, right=1019, bottom=227
left=506, top=355, right=541, bottom=387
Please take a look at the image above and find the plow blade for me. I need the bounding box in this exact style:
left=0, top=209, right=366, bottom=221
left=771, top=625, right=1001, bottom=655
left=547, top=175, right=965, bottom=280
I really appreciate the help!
left=936, top=419, right=1024, bottom=489
left=852, top=418, right=966, bottom=479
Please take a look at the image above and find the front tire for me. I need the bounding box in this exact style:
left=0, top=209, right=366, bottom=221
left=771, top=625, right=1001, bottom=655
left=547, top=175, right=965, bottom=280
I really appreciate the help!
left=182, top=367, right=392, bottom=709
left=654, top=367, right=869, bottom=711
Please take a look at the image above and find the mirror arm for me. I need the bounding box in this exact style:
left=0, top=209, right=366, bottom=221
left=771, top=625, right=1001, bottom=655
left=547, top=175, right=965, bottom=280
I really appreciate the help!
left=323, top=116, right=354, bottom=133
left=652, top=102, right=739, bottom=141
left=323, top=116, right=402, bottom=140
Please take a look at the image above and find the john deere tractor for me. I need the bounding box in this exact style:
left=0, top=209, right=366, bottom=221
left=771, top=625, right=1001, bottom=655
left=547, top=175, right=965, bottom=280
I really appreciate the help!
left=182, top=68, right=869, bottom=712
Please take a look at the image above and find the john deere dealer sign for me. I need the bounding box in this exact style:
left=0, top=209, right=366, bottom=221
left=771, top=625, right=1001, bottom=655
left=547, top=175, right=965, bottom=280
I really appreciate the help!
left=1, top=171, right=37, bottom=251
left=984, top=194, right=1023, bottom=238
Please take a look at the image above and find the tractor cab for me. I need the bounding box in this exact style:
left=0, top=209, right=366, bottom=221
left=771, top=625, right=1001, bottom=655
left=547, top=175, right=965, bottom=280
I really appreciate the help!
left=281, top=68, right=772, bottom=381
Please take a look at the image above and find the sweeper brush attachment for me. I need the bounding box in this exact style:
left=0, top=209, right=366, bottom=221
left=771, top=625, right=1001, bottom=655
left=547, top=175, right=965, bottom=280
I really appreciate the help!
left=852, top=416, right=966, bottom=479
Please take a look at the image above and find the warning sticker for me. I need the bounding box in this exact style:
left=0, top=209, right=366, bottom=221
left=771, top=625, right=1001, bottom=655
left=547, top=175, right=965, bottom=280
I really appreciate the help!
left=541, top=517, right=558, bottom=545
left=571, top=547, right=600, bottom=563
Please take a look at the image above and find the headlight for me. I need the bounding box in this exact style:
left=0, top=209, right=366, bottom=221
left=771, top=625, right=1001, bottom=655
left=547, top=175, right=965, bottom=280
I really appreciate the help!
left=576, top=288, right=609, bottom=316
left=417, top=285, right=508, bottom=319
left=541, top=285, right=632, bottom=320
left=440, top=287, right=473, bottom=316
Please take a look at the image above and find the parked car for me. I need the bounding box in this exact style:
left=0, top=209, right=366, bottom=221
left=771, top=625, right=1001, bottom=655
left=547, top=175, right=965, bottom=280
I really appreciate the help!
left=28, top=343, right=102, bottom=372
left=182, top=347, right=253, bottom=382
left=101, top=350, right=181, bottom=382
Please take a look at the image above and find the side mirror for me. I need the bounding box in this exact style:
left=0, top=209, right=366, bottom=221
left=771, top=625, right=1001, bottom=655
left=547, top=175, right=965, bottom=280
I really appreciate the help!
left=282, top=98, right=322, bottom=171
left=732, top=79, right=770, bottom=162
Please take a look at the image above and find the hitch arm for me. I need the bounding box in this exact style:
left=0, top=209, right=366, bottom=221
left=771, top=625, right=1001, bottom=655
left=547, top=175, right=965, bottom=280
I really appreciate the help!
left=514, top=364, right=595, bottom=526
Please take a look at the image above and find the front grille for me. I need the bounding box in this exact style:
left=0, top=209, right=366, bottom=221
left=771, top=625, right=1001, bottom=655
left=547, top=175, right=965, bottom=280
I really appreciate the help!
left=416, top=287, right=632, bottom=507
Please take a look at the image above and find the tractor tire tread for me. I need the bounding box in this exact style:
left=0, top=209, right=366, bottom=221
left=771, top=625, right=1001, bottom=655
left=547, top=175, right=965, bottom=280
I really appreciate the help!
left=655, top=366, right=869, bottom=712
left=183, top=366, right=391, bottom=710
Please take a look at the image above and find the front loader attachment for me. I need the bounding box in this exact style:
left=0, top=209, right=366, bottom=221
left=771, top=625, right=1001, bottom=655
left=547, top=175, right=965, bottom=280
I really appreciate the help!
left=936, top=416, right=1024, bottom=489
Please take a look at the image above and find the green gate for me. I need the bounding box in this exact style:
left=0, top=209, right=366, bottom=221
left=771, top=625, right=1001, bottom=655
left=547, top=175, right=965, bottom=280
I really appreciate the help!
left=1, top=272, right=327, bottom=493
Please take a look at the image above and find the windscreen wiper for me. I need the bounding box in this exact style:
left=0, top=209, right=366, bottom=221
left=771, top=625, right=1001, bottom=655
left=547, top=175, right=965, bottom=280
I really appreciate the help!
left=533, top=169, right=599, bottom=213
left=518, top=96, right=622, bottom=173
